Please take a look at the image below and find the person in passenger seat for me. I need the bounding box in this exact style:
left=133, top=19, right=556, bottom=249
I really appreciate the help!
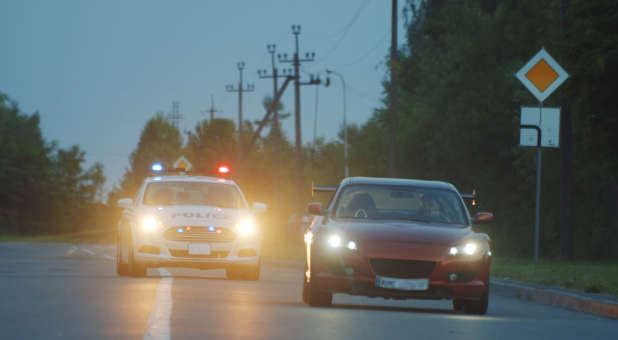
left=346, top=193, right=376, bottom=218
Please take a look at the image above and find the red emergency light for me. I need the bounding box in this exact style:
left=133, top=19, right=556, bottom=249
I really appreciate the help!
left=218, top=165, right=230, bottom=174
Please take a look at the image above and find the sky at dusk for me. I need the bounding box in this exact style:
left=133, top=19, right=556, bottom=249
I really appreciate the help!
left=1, top=0, right=408, bottom=198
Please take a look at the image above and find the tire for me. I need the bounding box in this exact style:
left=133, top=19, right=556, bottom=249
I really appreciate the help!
left=302, top=259, right=332, bottom=307
left=127, top=233, right=147, bottom=277
left=116, top=234, right=129, bottom=276
left=302, top=262, right=310, bottom=304
left=226, top=259, right=261, bottom=281
left=454, top=286, right=489, bottom=315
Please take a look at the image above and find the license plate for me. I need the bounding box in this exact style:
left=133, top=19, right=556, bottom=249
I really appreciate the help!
left=188, top=243, right=211, bottom=255
left=375, top=276, right=429, bottom=291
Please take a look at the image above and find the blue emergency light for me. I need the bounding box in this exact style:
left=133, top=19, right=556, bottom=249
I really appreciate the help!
left=151, top=163, right=163, bottom=172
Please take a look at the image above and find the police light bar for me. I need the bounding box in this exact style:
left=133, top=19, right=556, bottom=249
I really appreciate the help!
left=151, top=163, right=163, bottom=172
left=218, top=165, right=230, bottom=174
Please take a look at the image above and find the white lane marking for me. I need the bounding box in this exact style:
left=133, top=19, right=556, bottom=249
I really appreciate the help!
left=157, top=268, right=171, bottom=277
left=66, top=246, right=78, bottom=256
left=144, top=269, right=173, bottom=340
left=103, top=254, right=114, bottom=261
left=93, top=245, right=103, bottom=249
left=80, top=247, right=95, bottom=255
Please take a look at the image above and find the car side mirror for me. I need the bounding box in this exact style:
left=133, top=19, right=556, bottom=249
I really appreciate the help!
left=307, top=202, right=326, bottom=216
left=473, top=212, right=494, bottom=224
left=117, top=198, right=133, bottom=209
left=252, top=202, right=267, bottom=213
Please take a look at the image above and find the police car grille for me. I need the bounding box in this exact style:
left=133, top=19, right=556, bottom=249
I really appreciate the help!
left=369, top=258, right=436, bottom=279
left=163, top=227, right=236, bottom=242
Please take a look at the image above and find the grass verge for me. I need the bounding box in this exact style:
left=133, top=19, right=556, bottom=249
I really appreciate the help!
left=491, top=257, right=618, bottom=297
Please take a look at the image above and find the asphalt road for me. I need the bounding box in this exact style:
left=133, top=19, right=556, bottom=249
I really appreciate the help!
left=1, top=243, right=616, bottom=340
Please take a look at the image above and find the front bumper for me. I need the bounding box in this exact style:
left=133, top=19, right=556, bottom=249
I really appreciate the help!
left=312, top=248, right=490, bottom=300
left=132, top=230, right=262, bottom=269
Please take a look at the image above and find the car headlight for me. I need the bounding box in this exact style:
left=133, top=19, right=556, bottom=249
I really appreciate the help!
left=140, top=216, right=163, bottom=232
left=236, top=218, right=255, bottom=237
left=449, top=242, right=480, bottom=256
left=327, top=234, right=357, bottom=250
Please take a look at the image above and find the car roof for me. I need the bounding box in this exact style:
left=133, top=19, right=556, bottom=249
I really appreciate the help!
left=144, top=175, right=237, bottom=186
left=342, top=177, right=458, bottom=192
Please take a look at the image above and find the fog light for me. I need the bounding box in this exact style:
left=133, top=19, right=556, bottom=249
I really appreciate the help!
left=346, top=241, right=357, bottom=250
left=448, top=273, right=458, bottom=282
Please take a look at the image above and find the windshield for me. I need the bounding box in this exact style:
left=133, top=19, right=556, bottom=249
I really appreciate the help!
left=333, top=185, right=468, bottom=225
left=142, top=181, right=245, bottom=209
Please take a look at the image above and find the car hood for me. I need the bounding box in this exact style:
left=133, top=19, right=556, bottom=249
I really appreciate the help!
left=136, top=205, right=247, bottom=228
left=335, top=219, right=472, bottom=246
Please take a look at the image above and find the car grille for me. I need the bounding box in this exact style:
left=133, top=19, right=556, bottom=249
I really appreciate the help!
left=369, top=258, right=436, bottom=279
left=163, top=226, right=236, bottom=242
left=168, top=249, right=230, bottom=259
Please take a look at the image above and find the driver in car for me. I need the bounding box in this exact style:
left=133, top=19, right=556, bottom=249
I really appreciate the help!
left=346, top=193, right=376, bottom=218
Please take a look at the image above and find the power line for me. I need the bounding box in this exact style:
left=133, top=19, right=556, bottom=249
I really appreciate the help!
left=307, top=0, right=371, bottom=42
left=332, top=32, right=388, bottom=68
left=312, top=0, right=372, bottom=65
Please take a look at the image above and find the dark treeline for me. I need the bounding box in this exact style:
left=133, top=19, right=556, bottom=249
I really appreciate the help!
left=0, top=93, right=106, bottom=235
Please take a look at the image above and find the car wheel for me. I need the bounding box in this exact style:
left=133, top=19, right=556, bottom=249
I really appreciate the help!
left=116, top=234, right=129, bottom=276
left=467, top=287, right=489, bottom=315
left=302, top=262, right=310, bottom=304
left=455, top=286, right=489, bottom=315
left=303, top=259, right=332, bottom=307
left=127, top=234, right=147, bottom=277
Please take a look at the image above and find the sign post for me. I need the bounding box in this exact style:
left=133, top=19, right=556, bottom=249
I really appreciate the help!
left=515, top=48, right=569, bottom=264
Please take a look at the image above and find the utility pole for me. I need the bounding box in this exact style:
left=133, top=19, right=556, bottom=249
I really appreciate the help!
left=559, top=0, right=574, bottom=260
left=201, top=95, right=223, bottom=122
left=167, top=100, right=183, bottom=129
left=258, top=44, right=293, bottom=230
left=278, top=25, right=322, bottom=225
left=226, top=62, right=255, bottom=160
left=389, top=0, right=398, bottom=177
left=326, top=69, right=349, bottom=178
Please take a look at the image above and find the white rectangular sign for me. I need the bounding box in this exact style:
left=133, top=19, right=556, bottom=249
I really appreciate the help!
left=188, top=243, right=211, bottom=255
left=520, top=107, right=560, bottom=148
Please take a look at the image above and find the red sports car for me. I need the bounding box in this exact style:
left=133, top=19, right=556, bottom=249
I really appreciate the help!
left=302, top=177, right=494, bottom=314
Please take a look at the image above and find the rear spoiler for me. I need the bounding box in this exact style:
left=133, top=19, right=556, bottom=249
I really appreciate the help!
left=311, top=182, right=337, bottom=197
left=461, top=189, right=478, bottom=207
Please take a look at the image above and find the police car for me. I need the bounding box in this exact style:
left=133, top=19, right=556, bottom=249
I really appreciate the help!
left=116, top=162, right=265, bottom=280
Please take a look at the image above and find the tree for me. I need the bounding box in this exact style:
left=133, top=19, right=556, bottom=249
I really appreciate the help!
left=110, top=112, right=182, bottom=202
left=186, top=118, right=237, bottom=172
left=0, top=92, right=106, bottom=234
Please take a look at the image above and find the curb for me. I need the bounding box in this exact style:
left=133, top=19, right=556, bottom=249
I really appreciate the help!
left=491, top=277, right=618, bottom=320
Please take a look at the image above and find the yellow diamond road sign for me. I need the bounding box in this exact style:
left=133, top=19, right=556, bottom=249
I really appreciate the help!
left=515, top=48, right=569, bottom=102
left=173, top=156, right=192, bottom=171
